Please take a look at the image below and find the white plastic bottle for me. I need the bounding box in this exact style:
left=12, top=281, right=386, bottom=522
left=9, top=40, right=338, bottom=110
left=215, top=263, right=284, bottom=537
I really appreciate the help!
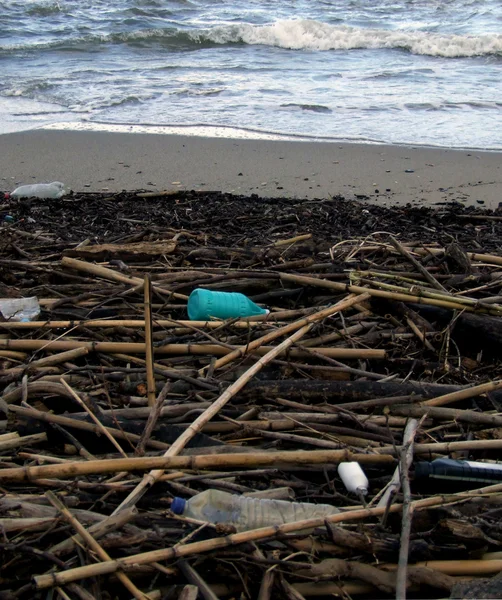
left=9, top=181, right=65, bottom=199
left=171, top=489, right=339, bottom=532
left=338, top=462, right=369, bottom=497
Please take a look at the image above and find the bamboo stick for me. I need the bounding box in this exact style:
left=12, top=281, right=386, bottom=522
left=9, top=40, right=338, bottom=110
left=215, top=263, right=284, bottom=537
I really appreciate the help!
left=272, top=233, right=312, bottom=247
left=391, top=404, right=502, bottom=426
left=422, top=379, right=502, bottom=407
left=111, top=323, right=317, bottom=515
left=205, top=292, right=370, bottom=372
left=61, top=256, right=188, bottom=300
left=60, top=379, right=129, bottom=458
left=0, top=516, right=55, bottom=532
left=0, top=319, right=270, bottom=330
left=337, top=244, right=502, bottom=268
left=2, top=381, right=75, bottom=404
left=378, top=439, right=502, bottom=455
left=1, top=348, right=89, bottom=378
left=0, top=338, right=385, bottom=360
left=0, top=450, right=395, bottom=482
left=34, top=484, right=498, bottom=589
left=279, top=273, right=502, bottom=315
left=388, top=235, right=446, bottom=292
left=49, top=506, right=137, bottom=556
left=45, top=491, right=149, bottom=600
left=386, top=559, right=502, bottom=576
left=0, top=432, right=47, bottom=452
left=8, top=405, right=168, bottom=450
left=144, top=274, right=156, bottom=407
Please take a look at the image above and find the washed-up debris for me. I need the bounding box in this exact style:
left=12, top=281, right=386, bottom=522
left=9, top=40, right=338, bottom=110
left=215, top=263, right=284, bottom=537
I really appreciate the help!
left=1, top=190, right=502, bottom=599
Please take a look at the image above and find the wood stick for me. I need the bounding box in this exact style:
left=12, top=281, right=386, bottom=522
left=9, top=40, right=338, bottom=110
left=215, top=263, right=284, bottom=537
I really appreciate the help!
left=205, top=293, right=369, bottom=372
left=0, top=338, right=386, bottom=360
left=0, top=449, right=395, bottom=482
left=2, top=348, right=89, bottom=377
left=379, top=438, right=502, bottom=455
left=144, top=274, right=156, bottom=407
left=423, top=379, right=502, bottom=407
left=49, top=506, right=137, bottom=556
left=61, top=256, right=188, bottom=300
left=390, top=404, right=502, bottom=427
left=33, top=485, right=499, bottom=589
left=135, top=381, right=170, bottom=457
left=0, top=432, right=47, bottom=451
left=178, top=560, right=220, bottom=600
left=374, top=419, right=420, bottom=510
left=388, top=235, right=446, bottom=292
left=279, top=272, right=502, bottom=316
left=60, top=379, right=129, bottom=458
left=8, top=405, right=168, bottom=450
left=395, top=419, right=419, bottom=600
left=111, top=322, right=316, bottom=515
left=0, top=319, right=271, bottom=330
left=45, top=491, right=149, bottom=600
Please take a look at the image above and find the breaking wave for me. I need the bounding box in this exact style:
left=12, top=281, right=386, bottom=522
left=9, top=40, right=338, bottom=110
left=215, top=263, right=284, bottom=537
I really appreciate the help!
left=1, top=19, right=501, bottom=58
left=194, top=20, right=502, bottom=57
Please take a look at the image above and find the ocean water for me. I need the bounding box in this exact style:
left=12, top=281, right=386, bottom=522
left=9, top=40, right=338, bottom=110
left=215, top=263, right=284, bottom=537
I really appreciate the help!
left=1, top=0, right=501, bottom=148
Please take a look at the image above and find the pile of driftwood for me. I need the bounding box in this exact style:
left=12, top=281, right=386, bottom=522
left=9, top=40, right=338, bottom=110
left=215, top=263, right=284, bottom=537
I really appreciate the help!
left=2, top=191, right=502, bottom=599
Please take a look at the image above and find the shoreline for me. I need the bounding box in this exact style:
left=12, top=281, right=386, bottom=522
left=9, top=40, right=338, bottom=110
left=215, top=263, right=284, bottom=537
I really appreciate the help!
left=1, top=128, right=501, bottom=209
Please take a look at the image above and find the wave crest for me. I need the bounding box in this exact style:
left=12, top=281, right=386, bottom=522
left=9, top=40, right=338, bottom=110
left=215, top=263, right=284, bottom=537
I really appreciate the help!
left=193, top=19, right=502, bottom=57
left=1, top=19, right=501, bottom=58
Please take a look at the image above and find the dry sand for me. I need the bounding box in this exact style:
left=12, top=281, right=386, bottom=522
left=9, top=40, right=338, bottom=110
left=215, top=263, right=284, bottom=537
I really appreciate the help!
left=1, top=129, right=501, bottom=209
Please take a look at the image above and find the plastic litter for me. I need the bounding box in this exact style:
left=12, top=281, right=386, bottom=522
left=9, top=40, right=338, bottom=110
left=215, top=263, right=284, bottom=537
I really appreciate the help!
left=187, top=288, right=269, bottom=321
left=171, top=488, right=339, bottom=532
left=9, top=182, right=65, bottom=200
left=415, top=458, right=502, bottom=484
left=338, top=462, right=369, bottom=502
left=0, top=297, right=41, bottom=322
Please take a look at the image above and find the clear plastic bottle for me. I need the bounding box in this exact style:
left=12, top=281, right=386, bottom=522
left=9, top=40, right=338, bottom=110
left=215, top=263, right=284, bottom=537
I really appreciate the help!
left=9, top=182, right=65, bottom=200
left=171, top=489, right=339, bottom=532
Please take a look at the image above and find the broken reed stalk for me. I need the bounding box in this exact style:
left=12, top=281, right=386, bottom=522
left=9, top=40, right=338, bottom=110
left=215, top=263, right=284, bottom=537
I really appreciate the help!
left=1, top=348, right=89, bottom=377
left=8, top=405, right=168, bottom=450
left=340, top=244, right=502, bottom=269
left=0, top=319, right=270, bottom=330
left=49, top=506, right=137, bottom=556
left=278, top=273, right=502, bottom=316
left=390, top=404, right=502, bottom=426
left=112, top=322, right=316, bottom=515
left=144, top=274, right=156, bottom=408
left=34, top=483, right=502, bottom=589
left=0, top=449, right=395, bottom=482
left=422, top=379, right=502, bottom=407
left=0, top=338, right=385, bottom=360
left=61, top=256, right=188, bottom=300
left=379, top=439, right=502, bottom=455
left=0, top=432, right=47, bottom=452
left=45, top=492, right=150, bottom=600
left=388, top=235, right=446, bottom=292
left=206, top=292, right=370, bottom=373
left=135, top=381, right=169, bottom=457
left=60, top=379, right=129, bottom=458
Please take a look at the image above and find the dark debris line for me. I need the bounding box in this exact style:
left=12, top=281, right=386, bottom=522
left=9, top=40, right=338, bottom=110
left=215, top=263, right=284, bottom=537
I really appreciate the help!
left=0, top=191, right=502, bottom=599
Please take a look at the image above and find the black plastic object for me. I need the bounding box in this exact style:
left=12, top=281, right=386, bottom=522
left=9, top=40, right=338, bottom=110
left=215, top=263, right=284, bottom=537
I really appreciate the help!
left=415, top=458, right=502, bottom=484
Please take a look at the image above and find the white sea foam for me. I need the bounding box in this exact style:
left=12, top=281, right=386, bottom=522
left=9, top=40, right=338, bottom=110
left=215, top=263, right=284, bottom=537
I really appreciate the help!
left=194, top=19, right=502, bottom=57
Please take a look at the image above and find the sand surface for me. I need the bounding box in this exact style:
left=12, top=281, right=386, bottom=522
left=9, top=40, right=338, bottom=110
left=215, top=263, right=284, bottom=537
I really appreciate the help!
left=1, top=129, right=501, bottom=209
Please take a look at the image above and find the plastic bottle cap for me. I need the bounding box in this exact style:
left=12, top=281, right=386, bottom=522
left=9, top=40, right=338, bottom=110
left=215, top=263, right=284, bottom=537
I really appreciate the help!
left=170, top=497, right=186, bottom=515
